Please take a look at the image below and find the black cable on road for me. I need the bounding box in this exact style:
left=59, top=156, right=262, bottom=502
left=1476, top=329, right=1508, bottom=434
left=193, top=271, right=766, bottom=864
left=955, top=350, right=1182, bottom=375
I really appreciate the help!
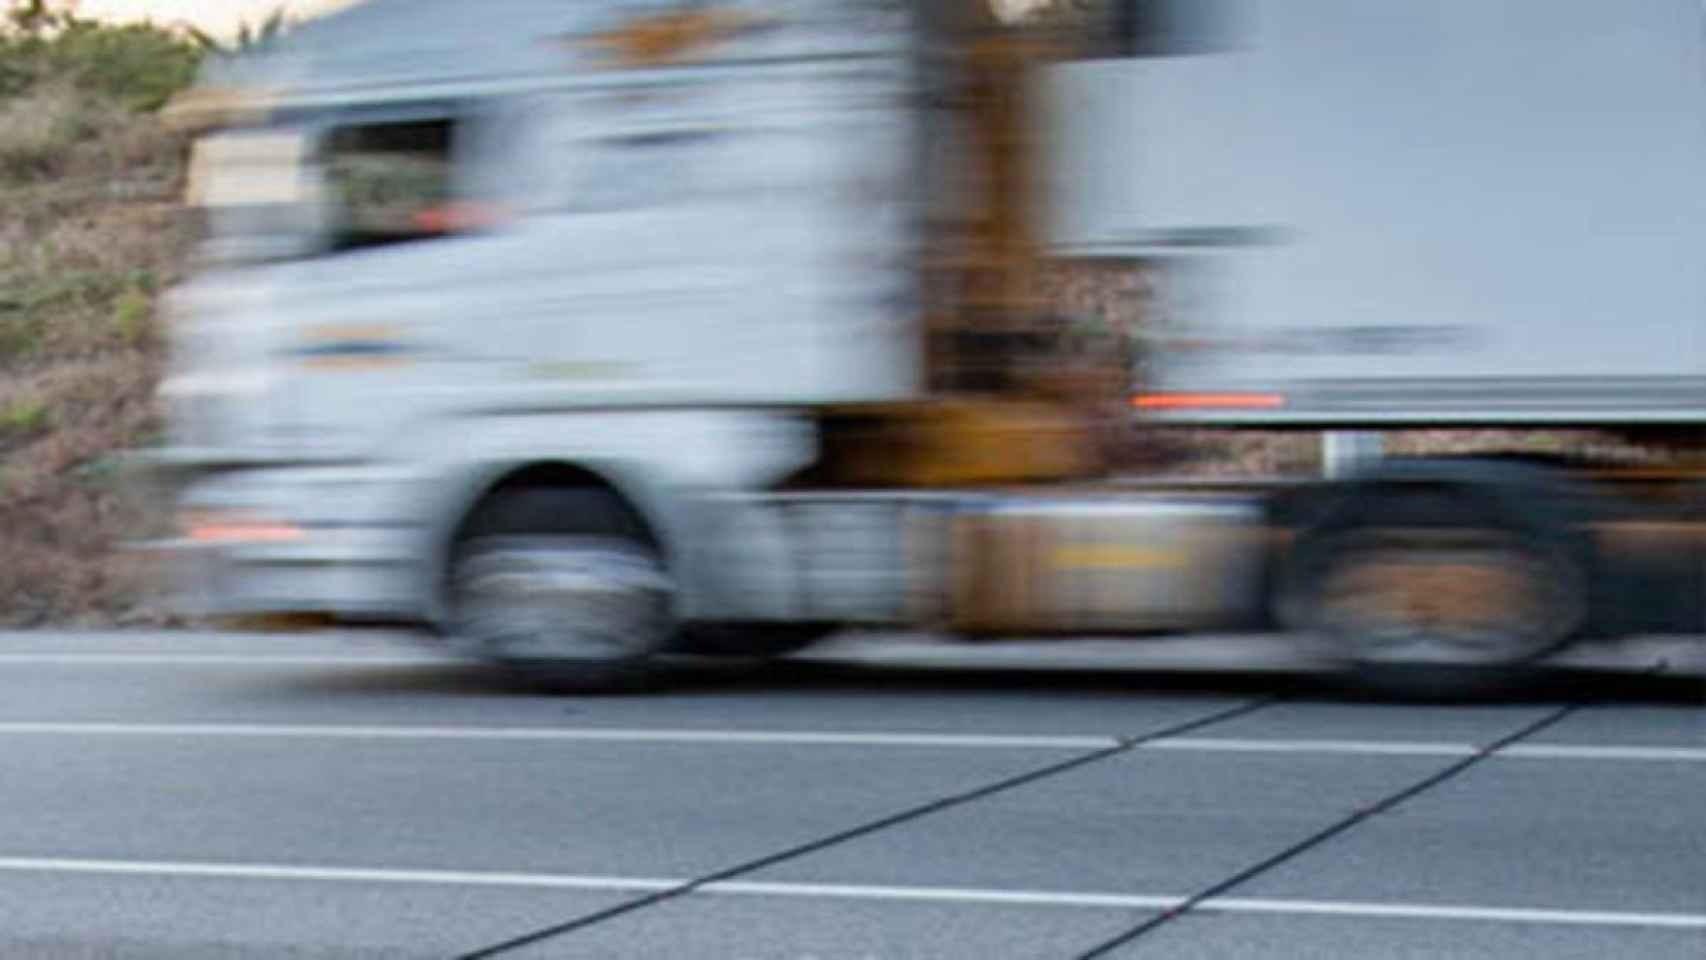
left=459, top=696, right=1280, bottom=960
left=1072, top=699, right=1587, bottom=959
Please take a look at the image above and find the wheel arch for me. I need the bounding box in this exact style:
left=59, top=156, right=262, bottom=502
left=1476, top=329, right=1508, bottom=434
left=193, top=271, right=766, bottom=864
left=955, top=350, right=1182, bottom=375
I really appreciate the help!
left=419, top=458, right=689, bottom=626
left=1271, top=457, right=1598, bottom=531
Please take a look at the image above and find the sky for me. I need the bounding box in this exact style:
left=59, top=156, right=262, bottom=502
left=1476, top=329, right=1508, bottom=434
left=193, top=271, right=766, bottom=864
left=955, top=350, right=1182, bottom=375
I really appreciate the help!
left=73, top=0, right=357, bottom=36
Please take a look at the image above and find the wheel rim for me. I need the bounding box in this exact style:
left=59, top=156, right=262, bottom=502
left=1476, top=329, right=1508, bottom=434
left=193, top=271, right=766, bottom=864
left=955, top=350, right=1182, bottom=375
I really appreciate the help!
left=450, top=535, right=673, bottom=663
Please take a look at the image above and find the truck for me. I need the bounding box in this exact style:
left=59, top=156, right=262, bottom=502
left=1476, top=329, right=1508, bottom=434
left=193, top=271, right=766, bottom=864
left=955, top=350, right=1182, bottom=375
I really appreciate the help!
left=141, top=0, right=1705, bottom=696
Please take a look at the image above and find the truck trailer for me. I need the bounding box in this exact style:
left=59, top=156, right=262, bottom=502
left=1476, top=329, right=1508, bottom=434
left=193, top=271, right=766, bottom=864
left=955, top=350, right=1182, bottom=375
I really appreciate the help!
left=143, top=0, right=1705, bottom=695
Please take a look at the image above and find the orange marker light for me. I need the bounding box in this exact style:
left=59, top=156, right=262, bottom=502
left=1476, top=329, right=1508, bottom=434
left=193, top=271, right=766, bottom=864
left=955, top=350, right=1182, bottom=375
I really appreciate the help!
left=189, top=524, right=304, bottom=544
left=182, top=512, right=304, bottom=544
left=1131, top=392, right=1286, bottom=410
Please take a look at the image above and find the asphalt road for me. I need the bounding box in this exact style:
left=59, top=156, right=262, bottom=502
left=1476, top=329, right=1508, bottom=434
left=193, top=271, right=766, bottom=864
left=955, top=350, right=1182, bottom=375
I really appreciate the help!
left=0, top=630, right=1701, bottom=959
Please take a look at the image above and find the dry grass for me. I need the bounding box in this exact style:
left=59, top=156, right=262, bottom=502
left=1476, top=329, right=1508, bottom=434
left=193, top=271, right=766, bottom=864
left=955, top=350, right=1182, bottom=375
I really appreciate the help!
left=0, top=84, right=79, bottom=179
left=0, top=83, right=193, bottom=626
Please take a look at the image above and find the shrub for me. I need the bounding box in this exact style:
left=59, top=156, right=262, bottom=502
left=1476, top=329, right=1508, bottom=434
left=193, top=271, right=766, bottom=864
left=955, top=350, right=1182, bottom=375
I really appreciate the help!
left=47, top=19, right=202, bottom=111
left=1, top=2, right=205, bottom=112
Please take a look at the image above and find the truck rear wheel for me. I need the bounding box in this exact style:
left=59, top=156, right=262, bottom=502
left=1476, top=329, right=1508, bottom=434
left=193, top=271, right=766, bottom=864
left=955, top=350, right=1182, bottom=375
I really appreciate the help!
left=446, top=489, right=673, bottom=693
left=1281, top=488, right=1586, bottom=698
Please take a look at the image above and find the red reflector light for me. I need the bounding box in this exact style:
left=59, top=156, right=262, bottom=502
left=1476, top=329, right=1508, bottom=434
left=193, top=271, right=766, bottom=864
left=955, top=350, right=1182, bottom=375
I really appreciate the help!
left=1131, top=392, right=1286, bottom=411
left=411, top=202, right=508, bottom=234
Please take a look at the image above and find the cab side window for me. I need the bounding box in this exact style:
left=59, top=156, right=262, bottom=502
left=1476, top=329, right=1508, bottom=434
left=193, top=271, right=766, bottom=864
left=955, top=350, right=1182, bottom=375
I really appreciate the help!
left=322, top=118, right=462, bottom=251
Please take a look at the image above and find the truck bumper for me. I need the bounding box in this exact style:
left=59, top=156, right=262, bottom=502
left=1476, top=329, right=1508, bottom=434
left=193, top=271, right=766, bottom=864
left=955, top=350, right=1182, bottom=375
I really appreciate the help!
left=146, top=531, right=424, bottom=621
left=135, top=461, right=434, bottom=622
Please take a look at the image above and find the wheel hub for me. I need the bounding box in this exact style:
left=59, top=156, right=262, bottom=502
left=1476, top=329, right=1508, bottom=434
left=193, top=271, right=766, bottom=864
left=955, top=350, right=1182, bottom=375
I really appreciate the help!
left=451, top=536, right=672, bottom=661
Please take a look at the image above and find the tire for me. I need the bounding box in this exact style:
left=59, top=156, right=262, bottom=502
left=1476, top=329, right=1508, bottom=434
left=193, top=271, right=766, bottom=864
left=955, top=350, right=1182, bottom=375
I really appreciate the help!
left=446, top=488, right=673, bottom=693
left=678, top=623, right=837, bottom=658
left=1279, top=487, right=1586, bottom=699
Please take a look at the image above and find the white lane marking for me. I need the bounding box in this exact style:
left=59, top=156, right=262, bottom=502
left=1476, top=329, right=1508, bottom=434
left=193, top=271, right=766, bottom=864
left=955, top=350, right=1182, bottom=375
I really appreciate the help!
left=0, top=722, right=1698, bottom=762
left=0, top=857, right=676, bottom=892
left=0, top=722, right=1114, bottom=751
left=1151, top=738, right=1706, bottom=763
left=1502, top=744, right=1706, bottom=763
left=1148, top=737, right=1478, bottom=758
left=0, top=857, right=1702, bottom=930
left=706, top=880, right=1180, bottom=911
left=0, top=654, right=450, bottom=666
left=1207, top=897, right=1706, bottom=929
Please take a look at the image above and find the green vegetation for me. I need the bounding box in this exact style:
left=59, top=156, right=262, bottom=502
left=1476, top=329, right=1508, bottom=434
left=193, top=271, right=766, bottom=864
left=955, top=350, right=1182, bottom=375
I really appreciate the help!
left=2, top=1, right=202, bottom=110
left=0, top=396, right=49, bottom=435
left=112, top=282, right=152, bottom=346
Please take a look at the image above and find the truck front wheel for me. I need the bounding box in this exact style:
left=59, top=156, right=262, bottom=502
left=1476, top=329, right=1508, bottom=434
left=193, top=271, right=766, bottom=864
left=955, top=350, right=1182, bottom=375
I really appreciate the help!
left=446, top=489, right=673, bottom=693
